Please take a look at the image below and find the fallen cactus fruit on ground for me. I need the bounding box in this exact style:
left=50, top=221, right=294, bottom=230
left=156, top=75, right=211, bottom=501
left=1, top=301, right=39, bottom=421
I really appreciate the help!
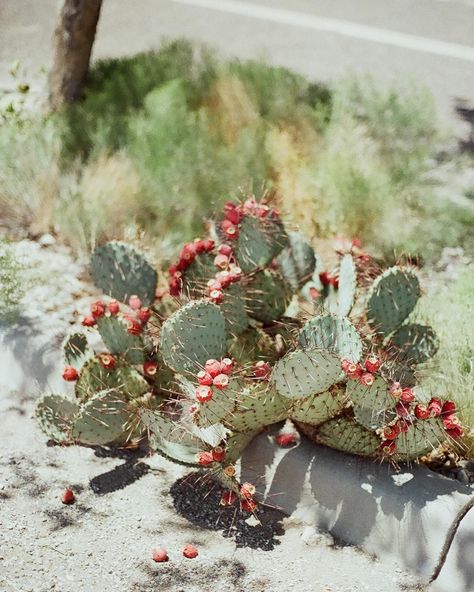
left=35, top=194, right=465, bottom=510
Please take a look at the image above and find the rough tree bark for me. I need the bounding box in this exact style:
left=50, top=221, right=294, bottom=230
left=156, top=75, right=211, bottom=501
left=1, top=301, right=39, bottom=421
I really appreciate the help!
left=48, top=0, right=103, bottom=111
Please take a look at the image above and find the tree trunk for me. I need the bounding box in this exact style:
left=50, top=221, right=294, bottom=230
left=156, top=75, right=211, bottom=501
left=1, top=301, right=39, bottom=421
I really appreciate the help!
left=48, top=0, right=103, bottom=110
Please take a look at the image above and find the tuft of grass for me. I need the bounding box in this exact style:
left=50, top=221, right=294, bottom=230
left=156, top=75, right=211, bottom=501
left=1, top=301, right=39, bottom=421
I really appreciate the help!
left=419, top=268, right=474, bottom=455
left=0, top=241, right=27, bottom=324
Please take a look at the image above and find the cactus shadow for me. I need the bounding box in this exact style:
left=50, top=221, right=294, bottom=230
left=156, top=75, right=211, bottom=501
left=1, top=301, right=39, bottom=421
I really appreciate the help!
left=170, top=472, right=285, bottom=551
left=89, top=450, right=150, bottom=494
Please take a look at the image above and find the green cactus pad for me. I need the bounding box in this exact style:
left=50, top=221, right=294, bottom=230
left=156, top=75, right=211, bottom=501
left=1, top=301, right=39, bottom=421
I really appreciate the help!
left=97, top=315, right=146, bottom=365
left=225, top=384, right=290, bottom=432
left=277, top=232, right=316, bottom=290
left=244, top=270, right=292, bottom=324
left=160, top=300, right=227, bottom=374
left=90, top=241, right=157, bottom=306
left=181, top=252, right=216, bottom=298
left=63, top=332, right=91, bottom=370
left=290, top=386, right=347, bottom=425
left=394, top=418, right=446, bottom=460
left=35, top=394, right=80, bottom=443
left=72, top=390, right=136, bottom=446
left=302, top=417, right=380, bottom=456
left=140, top=409, right=203, bottom=466
left=388, top=323, right=439, bottom=365
left=366, top=267, right=420, bottom=336
left=299, top=315, right=362, bottom=362
left=231, top=214, right=288, bottom=273
left=338, top=254, right=356, bottom=317
left=193, top=378, right=241, bottom=428
left=227, top=327, right=277, bottom=366
left=75, top=356, right=149, bottom=402
left=220, top=284, right=250, bottom=336
left=347, top=376, right=397, bottom=430
left=272, top=349, right=343, bottom=399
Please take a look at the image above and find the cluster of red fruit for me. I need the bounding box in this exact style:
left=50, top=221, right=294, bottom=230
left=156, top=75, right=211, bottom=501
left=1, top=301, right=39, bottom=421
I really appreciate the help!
left=219, top=482, right=257, bottom=512
left=168, top=238, right=216, bottom=296
left=152, top=544, right=199, bottom=563
left=319, top=270, right=339, bottom=289
left=196, top=445, right=225, bottom=466
left=193, top=358, right=234, bottom=403
left=205, top=244, right=243, bottom=304
left=342, top=354, right=381, bottom=387
left=81, top=295, right=151, bottom=335
left=220, top=198, right=278, bottom=241
left=253, top=360, right=271, bottom=380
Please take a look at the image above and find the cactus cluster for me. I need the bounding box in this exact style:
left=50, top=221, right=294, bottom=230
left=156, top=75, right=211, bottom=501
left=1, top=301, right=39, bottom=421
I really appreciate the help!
left=35, top=195, right=464, bottom=512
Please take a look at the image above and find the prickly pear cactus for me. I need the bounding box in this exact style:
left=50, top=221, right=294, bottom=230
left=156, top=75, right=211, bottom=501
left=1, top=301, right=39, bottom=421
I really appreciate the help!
left=34, top=194, right=464, bottom=515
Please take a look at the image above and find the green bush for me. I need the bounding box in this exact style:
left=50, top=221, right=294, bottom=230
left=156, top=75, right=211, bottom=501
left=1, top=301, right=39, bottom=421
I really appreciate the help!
left=0, top=241, right=26, bottom=324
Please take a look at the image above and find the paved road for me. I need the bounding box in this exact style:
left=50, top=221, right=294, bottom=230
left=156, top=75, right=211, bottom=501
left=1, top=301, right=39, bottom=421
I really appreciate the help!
left=1, top=0, right=473, bottom=135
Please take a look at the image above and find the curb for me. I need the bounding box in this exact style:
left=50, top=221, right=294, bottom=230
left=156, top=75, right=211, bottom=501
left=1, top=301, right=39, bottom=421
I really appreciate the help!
left=240, top=428, right=474, bottom=591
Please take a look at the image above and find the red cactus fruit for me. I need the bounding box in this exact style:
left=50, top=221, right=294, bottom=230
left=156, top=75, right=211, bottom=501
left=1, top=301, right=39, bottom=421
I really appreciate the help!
left=205, top=359, right=222, bottom=378
left=220, top=490, right=238, bottom=506
left=193, top=238, right=206, bottom=254
left=329, top=274, right=339, bottom=289
left=202, top=239, right=215, bottom=252
left=218, top=244, right=233, bottom=257
left=213, top=373, right=230, bottom=390
left=254, top=360, right=271, bottom=379
left=99, top=354, right=116, bottom=370
left=62, top=366, right=78, bottom=381
left=309, top=286, right=320, bottom=300
left=220, top=358, right=233, bottom=374
left=223, top=465, right=236, bottom=477
left=442, top=400, right=456, bottom=416
left=209, top=289, right=224, bottom=304
left=395, top=402, right=410, bottom=418
left=365, top=355, right=381, bottom=373
left=224, top=202, right=244, bottom=225
left=197, top=371, right=213, bottom=386
left=211, top=446, right=225, bottom=462
left=137, top=307, right=151, bottom=323
left=182, top=545, right=199, bottom=559
left=382, top=424, right=400, bottom=440
left=319, top=271, right=331, bottom=287
left=221, top=219, right=239, bottom=240
left=228, top=265, right=242, bottom=283
left=207, top=278, right=223, bottom=292
left=414, top=404, right=430, bottom=420
left=389, top=382, right=403, bottom=399
left=243, top=197, right=258, bottom=211
left=256, top=204, right=270, bottom=218
left=214, top=254, right=230, bottom=269
left=129, top=295, right=142, bottom=310
left=127, top=318, right=142, bottom=336
left=143, top=361, right=158, bottom=376
left=396, top=419, right=409, bottom=433
left=445, top=423, right=464, bottom=439
left=241, top=498, right=257, bottom=512
left=81, top=316, right=96, bottom=327
left=360, top=372, right=375, bottom=387
left=400, top=387, right=415, bottom=403
left=90, top=300, right=106, bottom=319
left=108, top=300, right=120, bottom=315
left=179, top=243, right=197, bottom=264
left=380, top=440, right=397, bottom=455
left=151, top=547, right=169, bottom=563
left=169, top=275, right=182, bottom=296
left=352, top=237, right=362, bottom=248
left=214, top=271, right=232, bottom=289
left=196, top=451, right=214, bottom=466
left=344, top=362, right=363, bottom=379
left=60, top=488, right=75, bottom=504
left=195, top=385, right=213, bottom=403
left=428, top=398, right=442, bottom=417
left=240, top=482, right=256, bottom=500
left=276, top=433, right=297, bottom=447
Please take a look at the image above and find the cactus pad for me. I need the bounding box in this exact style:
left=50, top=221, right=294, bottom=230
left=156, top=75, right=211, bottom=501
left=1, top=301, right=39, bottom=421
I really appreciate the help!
left=388, top=323, right=439, bottom=365
left=347, top=376, right=396, bottom=430
left=366, top=267, right=420, bottom=335
left=272, top=349, right=342, bottom=399
left=181, top=253, right=216, bottom=298
left=225, top=431, right=259, bottom=464
left=303, top=416, right=380, bottom=456
left=90, top=241, right=157, bottom=306
left=72, top=390, right=138, bottom=445
left=225, top=384, right=290, bottom=432
left=244, top=270, right=292, bottom=324
left=299, top=315, right=362, bottom=362
left=290, top=386, right=347, bottom=425
left=231, top=215, right=288, bottom=273
left=193, top=378, right=241, bottom=428
left=140, top=408, right=203, bottom=466
left=35, top=394, right=79, bottom=443
left=338, top=254, right=356, bottom=317
left=63, top=332, right=91, bottom=370
left=75, top=357, right=149, bottom=402
left=394, top=418, right=446, bottom=460
left=277, top=232, right=316, bottom=290
left=220, top=284, right=250, bottom=336
left=160, top=300, right=227, bottom=374
left=97, top=315, right=146, bottom=364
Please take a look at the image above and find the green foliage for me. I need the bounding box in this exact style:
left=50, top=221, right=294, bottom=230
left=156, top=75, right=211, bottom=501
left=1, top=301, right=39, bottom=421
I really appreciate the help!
left=0, top=241, right=26, bottom=323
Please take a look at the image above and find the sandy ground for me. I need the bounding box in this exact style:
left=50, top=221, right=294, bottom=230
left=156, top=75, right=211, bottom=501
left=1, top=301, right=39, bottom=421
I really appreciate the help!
left=0, top=240, right=424, bottom=592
